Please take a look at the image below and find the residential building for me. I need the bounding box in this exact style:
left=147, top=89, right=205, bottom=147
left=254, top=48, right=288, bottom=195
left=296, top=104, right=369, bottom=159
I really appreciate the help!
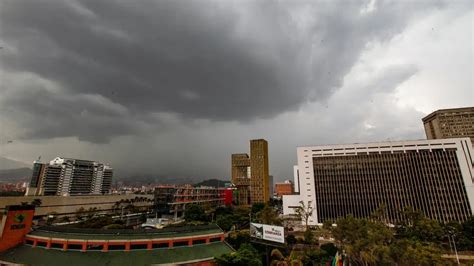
left=283, top=138, right=474, bottom=225
left=25, top=157, right=113, bottom=196
left=275, top=180, right=293, bottom=197
left=422, top=107, right=474, bottom=142
left=24, top=161, right=46, bottom=196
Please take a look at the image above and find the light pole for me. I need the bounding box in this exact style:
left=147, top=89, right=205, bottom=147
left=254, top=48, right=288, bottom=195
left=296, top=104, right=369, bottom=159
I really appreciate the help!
left=447, top=227, right=460, bottom=265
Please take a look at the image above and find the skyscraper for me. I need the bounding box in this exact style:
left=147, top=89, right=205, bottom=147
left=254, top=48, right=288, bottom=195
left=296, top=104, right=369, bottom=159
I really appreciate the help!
left=24, top=161, right=46, bottom=196
left=25, top=157, right=113, bottom=196
left=283, top=138, right=474, bottom=224
left=250, top=139, right=270, bottom=204
left=231, top=139, right=270, bottom=205
left=231, top=153, right=251, bottom=205
left=422, top=107, right=474, bottom=142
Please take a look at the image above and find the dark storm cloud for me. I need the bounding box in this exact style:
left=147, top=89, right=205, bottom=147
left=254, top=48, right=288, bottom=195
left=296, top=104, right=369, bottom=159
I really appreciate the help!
left=0, top=0, right=444, bottom=142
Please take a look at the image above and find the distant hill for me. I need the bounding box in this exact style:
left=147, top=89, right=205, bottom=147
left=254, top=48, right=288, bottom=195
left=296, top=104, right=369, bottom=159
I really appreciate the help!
left=0, top=156, right=31, bottom=170
left=0, top=167, right=32, bottom=183
left=194, top=179, right=230, bottom=188
left=116, top=175, right=206, bottom=186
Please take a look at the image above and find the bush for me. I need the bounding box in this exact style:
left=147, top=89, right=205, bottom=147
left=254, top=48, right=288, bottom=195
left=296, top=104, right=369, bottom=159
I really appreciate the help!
left=286, top=235, right=297, bottom=246
left=184, top=204, right=207, bottom=222
left=320, top=243, right=337, bottom=257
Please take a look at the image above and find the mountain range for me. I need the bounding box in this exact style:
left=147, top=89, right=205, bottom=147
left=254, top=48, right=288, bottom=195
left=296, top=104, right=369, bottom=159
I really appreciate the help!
left=0, top=156, right=31, bottom=170
left=0, top=157, right=32, bottom=183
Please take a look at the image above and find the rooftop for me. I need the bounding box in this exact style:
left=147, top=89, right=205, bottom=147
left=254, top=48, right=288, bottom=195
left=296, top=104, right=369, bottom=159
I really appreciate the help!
left=422, top=106, right=474, bottom=122
left=28, top=225, right=223, bottom=240
left=0, top=242, right=233, bottom=266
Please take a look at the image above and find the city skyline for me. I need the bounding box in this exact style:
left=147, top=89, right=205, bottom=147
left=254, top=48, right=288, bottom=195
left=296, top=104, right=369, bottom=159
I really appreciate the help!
left=0, top=1, right=473, bottom=182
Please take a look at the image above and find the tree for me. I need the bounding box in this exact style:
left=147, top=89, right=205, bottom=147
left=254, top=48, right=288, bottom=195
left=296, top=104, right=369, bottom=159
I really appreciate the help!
left=458, top=216, right=474, bottom=250
left=217, top=215, right=235, bottom=231
left=226, top=230, right=251, bottom=250
left=332, top=215, right=393, bottom=265
left=294, top=201, right=313, bottom=230
left=215, top=243, right=262, bottom=266
left=319, top=243, right=337, bottom=257
left=389, top=239, right=444, bottom=265
left=303, top=229, right=315, bottom=245
left=322, top=220, right=332, bottom=231
left=256, top=206, right=282, bottom=225
left=332, top=214, right=446, bottom=265
left=396, top=207, right=444, bottom=243
left=302, top=249, right=328, bottom=266
left=286, top=235, right=297, bottom=246
left=252, top=203, right=266, bottom=215
left=184, top=204, right=207, bottom=222
left=270, top=249, right=304, bottom=266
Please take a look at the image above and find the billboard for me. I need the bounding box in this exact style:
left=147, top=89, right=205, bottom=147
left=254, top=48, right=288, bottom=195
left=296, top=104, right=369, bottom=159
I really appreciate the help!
left=250, top=223, right=285, bottom=244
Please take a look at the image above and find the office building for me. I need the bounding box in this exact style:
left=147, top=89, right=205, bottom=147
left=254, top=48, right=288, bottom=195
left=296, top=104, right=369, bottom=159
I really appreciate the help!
left=231, top=139, right=270, bottom=205
left=24, top=161, right=46, bottom=196
left=422, top=107, right=474, bottom=142
left=269, top=175, right=274, bottom=197
left=275, top=180, right=293, bottom=197
left=25, top=157, right=113, bottom=196
left=283, top=138, right=474, bottom=225
left=250, top=139, right=270, bottom=203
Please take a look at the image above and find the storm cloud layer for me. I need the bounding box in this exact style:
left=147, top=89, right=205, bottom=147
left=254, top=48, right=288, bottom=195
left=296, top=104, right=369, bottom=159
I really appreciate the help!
left=0, top=0, right=448, bottom=142
left=0, top=0, right=472, bottom=180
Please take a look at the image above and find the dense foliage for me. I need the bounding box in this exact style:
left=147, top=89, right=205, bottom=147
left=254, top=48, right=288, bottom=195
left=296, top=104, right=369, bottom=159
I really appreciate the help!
left=215, top=243, right=262, bottom=266
left=215, top=203, right=474, bottom=266
left=184, top=204, right=207, bottom=222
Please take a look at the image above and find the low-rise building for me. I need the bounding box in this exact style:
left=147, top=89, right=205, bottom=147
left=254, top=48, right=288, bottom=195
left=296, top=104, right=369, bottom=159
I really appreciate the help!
left=275, top=180, right=293, bottom=197
left=154, top=185, right=227, bottom=219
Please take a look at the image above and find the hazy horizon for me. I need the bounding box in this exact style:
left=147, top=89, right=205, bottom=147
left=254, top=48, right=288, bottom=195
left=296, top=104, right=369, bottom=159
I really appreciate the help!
left=0, top=0, right=472, bottom=182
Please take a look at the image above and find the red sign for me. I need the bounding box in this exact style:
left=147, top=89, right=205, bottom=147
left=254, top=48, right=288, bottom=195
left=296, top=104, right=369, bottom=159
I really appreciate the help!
left=0, top=205, right=35, bottom=252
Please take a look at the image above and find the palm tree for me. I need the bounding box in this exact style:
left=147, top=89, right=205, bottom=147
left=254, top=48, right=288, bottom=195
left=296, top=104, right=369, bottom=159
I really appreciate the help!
left=294, top=201, right=313, bottom=231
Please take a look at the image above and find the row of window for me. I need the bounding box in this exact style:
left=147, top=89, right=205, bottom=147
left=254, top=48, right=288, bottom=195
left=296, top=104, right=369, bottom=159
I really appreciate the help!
left=26, top=237, right=222, bottom=251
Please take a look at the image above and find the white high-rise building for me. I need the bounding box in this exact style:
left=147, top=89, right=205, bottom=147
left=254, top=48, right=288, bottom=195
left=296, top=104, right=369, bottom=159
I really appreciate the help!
left=25, top=157, right=113, bottom=196
left=283, top=138, right=474, bottom=225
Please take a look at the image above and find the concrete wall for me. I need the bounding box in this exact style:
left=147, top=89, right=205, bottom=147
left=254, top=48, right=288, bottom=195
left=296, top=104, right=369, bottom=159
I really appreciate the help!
left=0, top=194, right=153, bottom=217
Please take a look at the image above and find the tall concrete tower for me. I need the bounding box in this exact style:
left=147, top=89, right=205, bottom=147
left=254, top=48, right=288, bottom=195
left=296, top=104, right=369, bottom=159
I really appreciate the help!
left=231, top=153, right=251, bottom=205
left=250, top=139, right=269, bottom=203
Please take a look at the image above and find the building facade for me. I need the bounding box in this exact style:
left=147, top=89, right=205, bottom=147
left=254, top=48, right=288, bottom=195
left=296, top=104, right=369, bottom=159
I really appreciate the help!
left=250, top=139, right=270, bottom=203
left=231, top=154, right=251, bottom=205
left=231, top=139, right=270, bottom=205
left=283, top=138, right=474, bottom=225
left=154, top=185, right=227, bottom=219
left=422, top=107, right=474, bottom=142
left=25, top=157, right=113, bottom=196
left=275, top=180, right=293, bottom=197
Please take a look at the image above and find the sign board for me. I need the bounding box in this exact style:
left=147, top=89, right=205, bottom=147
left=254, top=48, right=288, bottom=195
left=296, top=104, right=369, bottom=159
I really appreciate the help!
left=250, top=223, right=285, bottom=244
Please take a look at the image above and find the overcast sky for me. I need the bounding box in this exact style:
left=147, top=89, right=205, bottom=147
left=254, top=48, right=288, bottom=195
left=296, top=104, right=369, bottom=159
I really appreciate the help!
left=0, top=0, right=472, bottom=182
